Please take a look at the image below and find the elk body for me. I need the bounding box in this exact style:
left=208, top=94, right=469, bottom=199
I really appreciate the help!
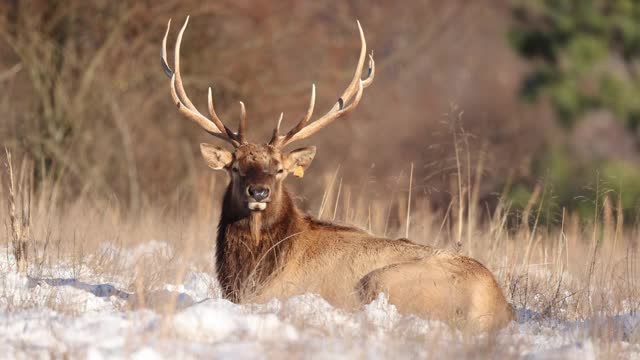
left=161, top=17, right=515, bottom=333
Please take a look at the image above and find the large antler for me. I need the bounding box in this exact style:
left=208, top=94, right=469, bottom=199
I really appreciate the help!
left=161, top=17, right=246, bottom=147
left=269, top=21, right=375, bottom=148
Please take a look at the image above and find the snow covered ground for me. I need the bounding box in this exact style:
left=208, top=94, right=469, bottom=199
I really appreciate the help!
left=1, top=242, right=639, bottom=359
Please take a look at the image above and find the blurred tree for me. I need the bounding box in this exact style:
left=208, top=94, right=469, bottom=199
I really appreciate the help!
left=508, top=0, right=640, bottom=221
left=510, top=0, right=640, bottom=129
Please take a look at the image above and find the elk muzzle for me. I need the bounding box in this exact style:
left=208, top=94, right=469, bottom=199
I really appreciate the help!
left=247, top=185, right=270, bottom=210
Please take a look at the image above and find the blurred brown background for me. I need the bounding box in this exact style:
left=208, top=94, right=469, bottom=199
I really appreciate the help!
left=0, top=1, right=552, bottom=214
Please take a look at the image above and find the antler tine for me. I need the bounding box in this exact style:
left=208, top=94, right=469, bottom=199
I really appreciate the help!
left=208, top=87, right=239, bottom=138
left=275, top=21, right=374, bottom=148
left=276, top=112, right=283, bottom=132
left=330, top=20, right=367, bottom=113
left=162, top=17, right=242, bottom=147
left=269, top=113, right=284, bottom=145
left=170, top=76, right=239, bottom=145
left=286, top=80, right=364, bottom=144
left=270, top=84, right=316, bottom=146
left=161, top=19, right=174, bottom=78
left=285, top=84, right=316, bottom=139
left=362, top=53, right=375, bottom=88
left=173, top=16, right=200, bottom=113
left=238, top=101, right=247, bottom=143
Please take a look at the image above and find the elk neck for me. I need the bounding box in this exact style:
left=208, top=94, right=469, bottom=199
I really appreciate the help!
left=216, top=181, right=305, bottom=302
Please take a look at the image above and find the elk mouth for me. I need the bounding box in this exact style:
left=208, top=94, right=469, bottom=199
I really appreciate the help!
left=248, top=201, right=267, bottom=211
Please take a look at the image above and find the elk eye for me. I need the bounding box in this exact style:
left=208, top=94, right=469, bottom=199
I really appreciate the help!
left=277, top=168, right=284, bottom=174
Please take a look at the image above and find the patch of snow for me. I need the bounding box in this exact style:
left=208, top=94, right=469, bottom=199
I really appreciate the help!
left=173, top=298, right=298, bottom=343
left=0, top=244, right=639, bottom=358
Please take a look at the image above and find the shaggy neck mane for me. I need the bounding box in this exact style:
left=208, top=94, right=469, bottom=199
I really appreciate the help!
left=216, top=182, right=304, bottom=302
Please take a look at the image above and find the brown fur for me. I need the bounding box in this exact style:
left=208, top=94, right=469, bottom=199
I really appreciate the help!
left=207, top=143, right=515, bottom=333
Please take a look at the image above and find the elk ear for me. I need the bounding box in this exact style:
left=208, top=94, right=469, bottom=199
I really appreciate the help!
left=200, top=143, right=233, bottom=170
left=284, top=146, right=316, bottom=178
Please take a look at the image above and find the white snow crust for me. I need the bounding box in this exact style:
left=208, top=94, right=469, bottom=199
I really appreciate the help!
left=0, top=243, right=638, bottom=359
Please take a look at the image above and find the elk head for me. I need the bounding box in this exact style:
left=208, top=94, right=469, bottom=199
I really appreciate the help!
left=161, top=17, right=374, bottom=218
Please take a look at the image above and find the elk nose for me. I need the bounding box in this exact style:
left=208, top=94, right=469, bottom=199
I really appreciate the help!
left=248, top=186, right=270, bottom=202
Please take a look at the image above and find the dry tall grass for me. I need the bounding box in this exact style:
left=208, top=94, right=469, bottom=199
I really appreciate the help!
left=2, top=147, right=638, bottom=334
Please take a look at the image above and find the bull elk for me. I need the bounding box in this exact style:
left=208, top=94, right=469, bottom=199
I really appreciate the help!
left=161, top=17, right=514, bottom=332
